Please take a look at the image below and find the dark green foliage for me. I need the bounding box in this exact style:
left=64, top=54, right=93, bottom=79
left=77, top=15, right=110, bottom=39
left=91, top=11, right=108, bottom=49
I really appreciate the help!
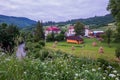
left=34, top=44, right=42, bottom=49
left=55, top=34, right=65, bottom=41
left=39, top=40, right=45, bottom=47
left=51, top=31, right=55, bottom=41
left=105, top=28, right=112, bottom=47
left=0, top=14, right=114, bottom=29
left=114, top=32, right=120, bottom=43
left=46, top=34, right=52, bottom=42
left=46, top=32, right=65, bottom=42
left=44, top=14, right=114, bottom=27
left=74, top=22, right=85, bottom=36
left=115, top=47, right=120, bottom=59
left=0, top=23, right=19, bottom=53
left=107, top=0, right=120, bottom=22
left=26, top=32, right=34, bottom=42
left=97, top=58, right=109, bottom=70
left=0, top=15, right=36, bottom=28
left=114, top=23, right=120, bottom=43
left=34, top=21, right=45, bottom=42
left=108, top=0, right=120, bottom=43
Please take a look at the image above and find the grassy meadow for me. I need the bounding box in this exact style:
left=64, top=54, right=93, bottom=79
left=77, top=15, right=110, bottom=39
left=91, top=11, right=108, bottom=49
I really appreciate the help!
left=46, top=38, right=119, bottom=62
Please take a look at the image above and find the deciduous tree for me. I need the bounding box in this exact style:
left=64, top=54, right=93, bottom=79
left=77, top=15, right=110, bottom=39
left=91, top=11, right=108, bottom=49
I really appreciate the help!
left=107, top=0, right=120, bottom=43
left=0, top=23, right=19, bottom=53
left=106, top=28, right=112, bottom=47
left=74, top=22, right=84, bottom=36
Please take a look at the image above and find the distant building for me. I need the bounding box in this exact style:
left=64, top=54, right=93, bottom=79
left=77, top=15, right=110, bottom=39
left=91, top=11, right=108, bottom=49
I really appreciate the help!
left=84, top=25, right=89, bottom=37
left=45, top=26, right=61, bottom=36
left=66, top=26, right=75, bottom=36
left=66, top=36, right=83, bottom=44
left=66, top=25, right=92, bottom=37
left=93, top=31, right=104, bottom=38
left=84, top=25, right=93, bottom=37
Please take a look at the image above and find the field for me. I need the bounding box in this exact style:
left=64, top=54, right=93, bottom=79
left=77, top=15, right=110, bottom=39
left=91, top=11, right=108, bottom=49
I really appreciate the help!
left=46, top=38, right=119, bottom=62
left=0, top=38, right=120, bottom=80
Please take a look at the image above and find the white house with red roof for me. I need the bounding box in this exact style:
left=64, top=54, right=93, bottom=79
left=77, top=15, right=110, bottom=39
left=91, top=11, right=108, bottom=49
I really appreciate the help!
left=45, top=26, right=61, bottom=36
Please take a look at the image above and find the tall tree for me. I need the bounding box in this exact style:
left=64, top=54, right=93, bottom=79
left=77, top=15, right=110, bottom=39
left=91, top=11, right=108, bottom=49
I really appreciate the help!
left=107, top=0, right=120, bottom=23
left=34, top=21, right=45, bottom=42
left=106, top=28, right=112, bottom=47
left=107, top=0, right=120, bottom=43
left=74, top=22, right=85, bottom=36
left=0, top=23, right=19, bottom=53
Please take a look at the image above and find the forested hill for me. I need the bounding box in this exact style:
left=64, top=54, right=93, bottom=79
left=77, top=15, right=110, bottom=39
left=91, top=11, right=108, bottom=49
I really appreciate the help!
left=0, top=15, right=36, bottom=28
left=44, top=14, right=115, bottom=27
left=0, top=14, right=114, bottom=28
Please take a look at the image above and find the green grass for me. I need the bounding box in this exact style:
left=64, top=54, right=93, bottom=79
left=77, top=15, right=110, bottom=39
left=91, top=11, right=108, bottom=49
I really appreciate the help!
left=46, top=38, right=119, bottom=62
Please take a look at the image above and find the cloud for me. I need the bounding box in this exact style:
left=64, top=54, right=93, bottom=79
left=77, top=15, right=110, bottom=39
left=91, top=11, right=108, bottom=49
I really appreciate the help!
left=0, top=0, right=109, bottom=22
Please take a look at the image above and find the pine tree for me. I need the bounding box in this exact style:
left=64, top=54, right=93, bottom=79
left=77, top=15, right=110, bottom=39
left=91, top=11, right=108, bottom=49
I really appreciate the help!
left=34, top=21, right=45, bottom=42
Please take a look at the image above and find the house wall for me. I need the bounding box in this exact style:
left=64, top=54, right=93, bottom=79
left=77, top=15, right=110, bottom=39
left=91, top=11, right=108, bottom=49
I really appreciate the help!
left=45, top=30, right=61, bottom=36
left=66, top=28, right=75, bottom=37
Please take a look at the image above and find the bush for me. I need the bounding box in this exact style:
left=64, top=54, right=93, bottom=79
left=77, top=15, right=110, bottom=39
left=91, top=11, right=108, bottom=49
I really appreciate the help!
left=46, top=34, right=54, bottom=42
left=0, top=50, right=120, bottom=80
left=34, top=49, right=50, bottom=60
left=39, top=40, right=45, bottom=47
left=97, top=58, right=109, bottom=70
left=55, top=34, right=65, bottom=41
left=115, top=47, right=120, bottom=60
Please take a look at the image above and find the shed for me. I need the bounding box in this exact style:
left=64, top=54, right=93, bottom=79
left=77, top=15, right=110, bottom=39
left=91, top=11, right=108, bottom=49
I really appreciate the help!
left=66, top=36, right=83, bottom=44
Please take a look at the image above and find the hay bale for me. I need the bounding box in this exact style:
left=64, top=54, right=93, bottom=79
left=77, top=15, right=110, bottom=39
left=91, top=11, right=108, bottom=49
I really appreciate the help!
left=71, top=46, right=75, bottom=51
left=99, top=47, right=104, bottom=53
left=92, top=42, right=97, bottom=47
left=52, top=44, right=56, bottom=48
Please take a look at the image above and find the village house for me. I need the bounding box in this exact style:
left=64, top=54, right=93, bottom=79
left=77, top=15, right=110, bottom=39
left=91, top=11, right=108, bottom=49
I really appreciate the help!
left=65, top=26, right=75, bottom=37
left=66, top=25, right=92, bottom=37
left=45, top=26, right=61, bottom=36
left=93, top=31, right=104, bottom=38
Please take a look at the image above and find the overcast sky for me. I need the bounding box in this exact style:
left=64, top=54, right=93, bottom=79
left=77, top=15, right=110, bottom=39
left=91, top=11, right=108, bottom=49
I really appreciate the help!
left=0, top=0, right=109, bottom=22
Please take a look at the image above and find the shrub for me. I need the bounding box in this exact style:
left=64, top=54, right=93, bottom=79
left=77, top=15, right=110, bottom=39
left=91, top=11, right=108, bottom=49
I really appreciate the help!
left=34, top=43, right=42, bottom=49
left=55, top=34, right=65, bottom=41
left=46, top=34, right=54, bottom=42
left=115, top=47, right=120, bottom=60
left=97, top=58, right=109, bottom=70
left=34, top=49, right=50, bottom=60
left=39, top=40, right=45, bottom=47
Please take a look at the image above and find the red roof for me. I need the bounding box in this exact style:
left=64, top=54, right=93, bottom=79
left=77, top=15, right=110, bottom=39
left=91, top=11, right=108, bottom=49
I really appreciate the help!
left=68, top=26, right=74, bottom=29
left=46, top=26, right=60, bottom=31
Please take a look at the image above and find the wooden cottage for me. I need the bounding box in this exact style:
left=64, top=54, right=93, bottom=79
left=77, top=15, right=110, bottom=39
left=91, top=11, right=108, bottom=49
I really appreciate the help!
left=66, top=36, right=83, bottom=44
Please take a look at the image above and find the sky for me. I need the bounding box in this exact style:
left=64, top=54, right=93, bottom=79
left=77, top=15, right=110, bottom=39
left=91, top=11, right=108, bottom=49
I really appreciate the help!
left=0, top=0, right=110, bottom=22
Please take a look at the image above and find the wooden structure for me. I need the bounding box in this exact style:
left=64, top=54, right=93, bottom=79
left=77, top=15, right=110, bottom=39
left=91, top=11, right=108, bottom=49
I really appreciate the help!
left=66, top=36, right=83, bottom=44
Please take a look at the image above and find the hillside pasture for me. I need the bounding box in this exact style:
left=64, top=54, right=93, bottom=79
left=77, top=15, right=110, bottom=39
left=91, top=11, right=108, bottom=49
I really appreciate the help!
left=46, top=38, right=119, bottom=62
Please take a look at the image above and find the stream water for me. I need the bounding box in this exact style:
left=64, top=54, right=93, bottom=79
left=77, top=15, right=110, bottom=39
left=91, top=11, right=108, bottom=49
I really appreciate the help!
left=16, top=43, right=26, bottom=60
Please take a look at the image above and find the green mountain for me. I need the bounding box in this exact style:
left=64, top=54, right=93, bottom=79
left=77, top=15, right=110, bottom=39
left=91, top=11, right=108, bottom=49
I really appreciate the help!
left=0, top=14, right=114, bottom=28
left=44, top=14, right=115, bottom=27
left=0, top=15, right=36, bottom=28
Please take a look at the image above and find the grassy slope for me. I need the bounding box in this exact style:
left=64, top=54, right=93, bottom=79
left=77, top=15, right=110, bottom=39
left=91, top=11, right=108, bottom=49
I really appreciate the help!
left=92, top=23, right=117, bottom=31
left=46, top=38, right=119, bottom=62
